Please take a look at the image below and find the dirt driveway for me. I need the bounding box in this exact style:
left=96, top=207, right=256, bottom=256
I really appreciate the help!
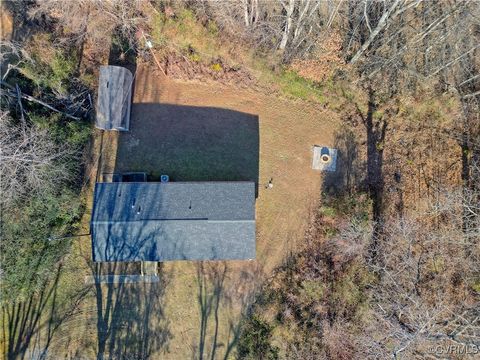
left=98, top=63, right=340, bottom=358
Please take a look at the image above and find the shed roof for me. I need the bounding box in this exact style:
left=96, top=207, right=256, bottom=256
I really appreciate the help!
left=95, top=65, right=133, bottom=131
left=91, top=182, right=256, bottom=262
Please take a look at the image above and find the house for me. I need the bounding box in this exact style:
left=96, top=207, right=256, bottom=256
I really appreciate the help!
left=90, top=181, right=256, bottom=262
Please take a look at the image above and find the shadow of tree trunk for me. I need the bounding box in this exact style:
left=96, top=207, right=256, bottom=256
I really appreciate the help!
left=2, top=264, right=91, bottom=360
left=195, top=262, right=232, bottom=360
left=355, top=87, right=389, bottom=264
left=92, top=261, right=171, bottom=360
left=322, top=127, right=361, bottom=196
left=222, top=322, right=242, bottom=360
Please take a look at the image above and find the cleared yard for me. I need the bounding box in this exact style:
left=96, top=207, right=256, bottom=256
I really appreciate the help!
left=115, top=104, right=259, bottom=186
left=40, top=64, right=340, bottom=359
left=110, top=64, right=338, bottom=358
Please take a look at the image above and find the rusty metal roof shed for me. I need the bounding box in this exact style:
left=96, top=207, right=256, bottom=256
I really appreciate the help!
left=95, top=65, right=133, bottom=131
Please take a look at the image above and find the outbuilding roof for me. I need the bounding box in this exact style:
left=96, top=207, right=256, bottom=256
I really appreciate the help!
left=91, top=182, right=256, bottom=262
left=95, top=65, right=133, bottom=131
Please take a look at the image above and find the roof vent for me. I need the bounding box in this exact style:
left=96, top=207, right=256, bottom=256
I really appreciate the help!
left=137, top=206, right=141, bottom=215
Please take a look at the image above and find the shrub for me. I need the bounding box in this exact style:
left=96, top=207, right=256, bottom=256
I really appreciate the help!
left=30, top=113, right=91, bottom=147
left=206, top=20, right=218, bottom=35
left=50, top=53, right=76, bottom=89
left=237, top=315, right=279, bottom=359
left=471, top=281, right=480, bottom=294
left=210, top=62, right=222, bottom=72
left=20, top=50, right=77, bottom=95
left=0, top=190, right=84, bottom=303
left=188, top=52, right=201, bottom=62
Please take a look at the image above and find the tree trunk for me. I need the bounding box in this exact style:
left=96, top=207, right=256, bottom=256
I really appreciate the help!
left=349, top=0, right=402, bottom=64
left=279, top=0, right=295, bottom=51
left=243, top=0, right=250, bottom=27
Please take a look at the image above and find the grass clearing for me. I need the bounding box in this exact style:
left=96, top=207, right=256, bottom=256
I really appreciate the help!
left=94, top=65, right=340, bottom=359
left=151, top=9, right=224, bottom=62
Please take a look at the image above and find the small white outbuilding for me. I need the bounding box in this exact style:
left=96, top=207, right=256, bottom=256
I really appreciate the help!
left=95, top=65, right=133, bottom=131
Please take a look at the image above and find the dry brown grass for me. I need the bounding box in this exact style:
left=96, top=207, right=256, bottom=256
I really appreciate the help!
left=0, top=6, right=13, bottom=41
left=38, top=63, right=340, bottom=359
left=118, top=64, right=339, bottom=358
left=290, top=31, right=346, bottom=84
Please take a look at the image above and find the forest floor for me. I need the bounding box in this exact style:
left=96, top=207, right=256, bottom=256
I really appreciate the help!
left=35, top=63, right=341, bottom=359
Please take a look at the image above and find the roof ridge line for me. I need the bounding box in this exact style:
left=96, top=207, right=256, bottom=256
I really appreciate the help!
left=91, top=219, right=255, bottom=224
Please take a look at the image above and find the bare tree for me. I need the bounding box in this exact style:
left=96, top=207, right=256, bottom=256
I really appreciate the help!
left=363, top=183, right=480, bottom=357
left=0, top=111, right=76, bottom=208
left=191, top=0, right=330, bottom=60
left=28, top=0, right=147, bottom=50
left=347, top=0, right=415, bottom=64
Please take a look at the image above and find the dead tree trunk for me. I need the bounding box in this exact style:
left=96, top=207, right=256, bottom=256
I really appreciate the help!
left=279, top=0, right=295, bottom=51
left=349, top=0, right=402, bottom=64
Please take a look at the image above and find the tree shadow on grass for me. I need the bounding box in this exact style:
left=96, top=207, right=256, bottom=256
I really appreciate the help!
left=193, top=261, right=264, bottom=360
left=113, top=104, right=260, bottom=197
left=195, top=262, right=228, bottom=360
left=108, top=28, right=137, bottom=75
left=1, top=263, right=91, bottom=360
left=322, top=88, right=390, bottom=264
left=322, top=127, right=362, bottom=196
left=91, top=262, right=172, bottom=360
left=3, top=1, right=52, bottom=44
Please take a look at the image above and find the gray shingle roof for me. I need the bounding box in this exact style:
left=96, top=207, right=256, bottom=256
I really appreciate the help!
left=91, top=182, right=256, bottom=262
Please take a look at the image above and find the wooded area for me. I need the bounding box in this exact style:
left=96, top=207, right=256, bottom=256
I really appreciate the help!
left=0, top=0, right=478, bottom=359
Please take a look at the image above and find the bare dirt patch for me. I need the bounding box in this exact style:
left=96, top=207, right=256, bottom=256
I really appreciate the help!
left=161, top=51, right=257, bottom=88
